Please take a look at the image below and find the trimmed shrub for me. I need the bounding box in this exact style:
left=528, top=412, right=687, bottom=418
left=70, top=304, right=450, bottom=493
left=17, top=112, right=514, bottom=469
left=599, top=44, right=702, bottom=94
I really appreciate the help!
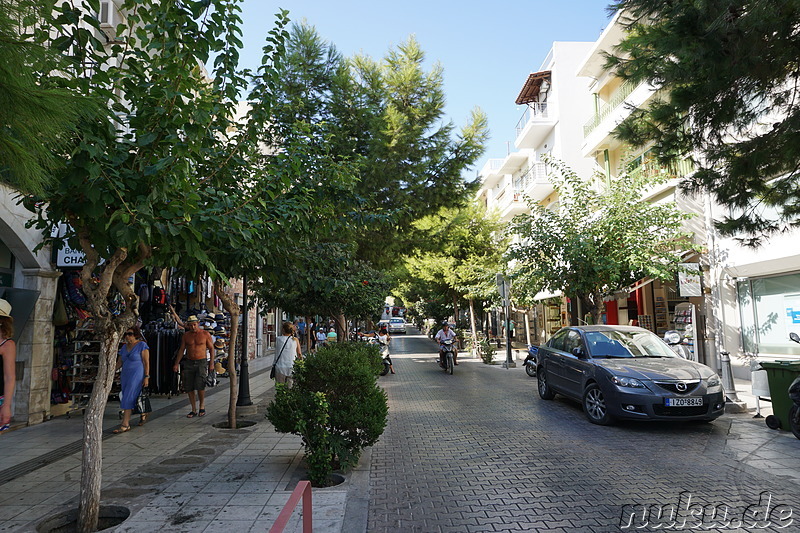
left=266, top=342, right=388, bottom=485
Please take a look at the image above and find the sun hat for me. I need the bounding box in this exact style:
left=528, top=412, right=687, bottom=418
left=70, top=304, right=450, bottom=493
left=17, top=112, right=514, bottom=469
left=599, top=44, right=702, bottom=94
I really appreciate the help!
left=214, top=313, right=225, bottom=321
left=214, top=339, right=225, bottom=349
left=186, top=315, right=199, bottom=323
left=215, top=327, right=227, bottom=335
left=0, top=299, right=11, bottom=317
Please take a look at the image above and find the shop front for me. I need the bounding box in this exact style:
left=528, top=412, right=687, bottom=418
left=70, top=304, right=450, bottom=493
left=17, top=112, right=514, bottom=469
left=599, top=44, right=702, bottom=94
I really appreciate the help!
left=736, top=271, right=800, bottom=361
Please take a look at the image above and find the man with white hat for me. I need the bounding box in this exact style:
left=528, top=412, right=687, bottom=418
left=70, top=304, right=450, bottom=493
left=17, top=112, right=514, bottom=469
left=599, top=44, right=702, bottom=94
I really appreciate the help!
left=0, top=299, right=16, bottom=429
left=173, top=315, right=215, bottom=418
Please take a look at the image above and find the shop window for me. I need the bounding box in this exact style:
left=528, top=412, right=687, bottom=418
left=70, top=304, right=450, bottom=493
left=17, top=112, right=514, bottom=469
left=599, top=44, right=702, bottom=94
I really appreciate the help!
left=0, top=240, right=14, bottom=287
left=740, top=273, right=800, bottom=357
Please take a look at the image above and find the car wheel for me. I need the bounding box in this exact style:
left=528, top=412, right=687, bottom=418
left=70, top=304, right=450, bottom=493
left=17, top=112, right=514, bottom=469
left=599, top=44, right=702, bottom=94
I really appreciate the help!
left=583, top=383, right=613, bottom=425
left=525, top=363, right=537, bottom=377
left=537, top=367, right=555, bottom=400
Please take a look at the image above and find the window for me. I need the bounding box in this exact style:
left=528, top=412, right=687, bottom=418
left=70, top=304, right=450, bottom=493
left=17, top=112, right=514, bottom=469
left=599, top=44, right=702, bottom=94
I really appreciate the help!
left=562, top=330, right=584, bottom=354
left=548, top=329, right=568, bottom=351
left=99, top=0, right=113, bottom=25
left=737, top=273, right=800, bottom=357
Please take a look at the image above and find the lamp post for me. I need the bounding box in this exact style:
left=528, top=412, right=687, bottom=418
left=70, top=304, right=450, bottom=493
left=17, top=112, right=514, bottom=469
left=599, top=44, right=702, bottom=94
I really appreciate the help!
left=496, top=273, right=516, bottom=368
left=237, top=274, right=253, bottom=408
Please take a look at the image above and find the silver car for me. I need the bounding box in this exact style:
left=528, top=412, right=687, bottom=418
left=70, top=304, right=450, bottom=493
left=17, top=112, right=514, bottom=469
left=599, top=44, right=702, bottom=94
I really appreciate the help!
left=388, top=318, right=406, bottom=334
left=536, top=325, right=725, bottom=425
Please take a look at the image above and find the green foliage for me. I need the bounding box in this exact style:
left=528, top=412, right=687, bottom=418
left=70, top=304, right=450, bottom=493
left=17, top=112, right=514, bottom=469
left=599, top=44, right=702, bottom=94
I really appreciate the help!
left=267, top=383, right=332, bottom=486
left=507, top=157, right=695, bottom=322
left=266, top=342, right=388, bottom=477
left=609, top=0, right=800, bottom=243
left=0, top=0, right=92, bottom=194
left=478, top=338, right=496, bottom=365
left=270, top=23, right=489, bottom=270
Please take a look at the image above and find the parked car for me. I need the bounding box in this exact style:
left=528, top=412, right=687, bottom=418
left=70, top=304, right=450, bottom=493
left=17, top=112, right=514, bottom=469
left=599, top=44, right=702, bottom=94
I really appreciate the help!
left=536, top=325, right=725, bottom=425
left=388, top=318, right=407, bottom=334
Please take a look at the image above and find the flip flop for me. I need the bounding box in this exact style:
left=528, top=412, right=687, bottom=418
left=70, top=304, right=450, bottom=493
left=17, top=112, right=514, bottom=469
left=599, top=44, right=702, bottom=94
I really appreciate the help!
left=186, top=411, right=197, bottom=418
left=138, top=414, right=148, bottom=426
left=198, top=409, right=206, bottom=417
left=113, top=425, right=131, bottom=434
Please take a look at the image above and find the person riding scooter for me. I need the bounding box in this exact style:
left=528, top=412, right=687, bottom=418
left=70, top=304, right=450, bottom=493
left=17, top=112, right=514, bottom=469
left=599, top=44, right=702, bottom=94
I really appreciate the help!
left=434, top=322, right=458, bottom=367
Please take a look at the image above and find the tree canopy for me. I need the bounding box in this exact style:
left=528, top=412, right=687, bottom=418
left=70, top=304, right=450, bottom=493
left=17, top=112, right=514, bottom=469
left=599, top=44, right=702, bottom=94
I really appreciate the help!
left=608, top=0, right=800, bottom=243
left=507, top=159, right=694, bottom=323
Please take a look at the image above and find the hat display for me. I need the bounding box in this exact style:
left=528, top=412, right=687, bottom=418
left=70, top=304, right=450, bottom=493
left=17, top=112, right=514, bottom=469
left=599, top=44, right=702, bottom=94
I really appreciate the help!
left=214, top=313, right=225, bottom=321
left=214, top=327, right=227, bottom=335
left=0, top=299, right=11, bottom=318
left=214, top=339, right=225, bottom=349
left=186, top=315, right=199, bottom=323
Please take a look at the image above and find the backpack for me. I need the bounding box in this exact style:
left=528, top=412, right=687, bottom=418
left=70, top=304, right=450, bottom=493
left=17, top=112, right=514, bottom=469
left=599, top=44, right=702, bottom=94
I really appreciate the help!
left=153, top=286, right=167, bottom=305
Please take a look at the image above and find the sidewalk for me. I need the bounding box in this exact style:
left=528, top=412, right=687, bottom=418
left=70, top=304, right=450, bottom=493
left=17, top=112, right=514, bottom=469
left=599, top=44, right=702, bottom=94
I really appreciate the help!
left=0, top=353, right=363, bottom=533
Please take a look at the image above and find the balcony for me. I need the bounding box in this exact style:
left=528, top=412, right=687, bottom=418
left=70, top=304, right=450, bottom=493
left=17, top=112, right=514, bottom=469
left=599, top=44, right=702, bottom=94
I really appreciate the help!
left=583, top=80, right=635, bottom=138
left=515, top=162, right=555, bottom=203
left=514, top=103, right=556, bottom=150
left=495, top=185, right=528, bottom=221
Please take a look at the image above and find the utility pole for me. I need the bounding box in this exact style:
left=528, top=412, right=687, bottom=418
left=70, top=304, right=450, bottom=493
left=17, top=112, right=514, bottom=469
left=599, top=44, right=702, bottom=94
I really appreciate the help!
left=237, top=274, right=253, bottom=409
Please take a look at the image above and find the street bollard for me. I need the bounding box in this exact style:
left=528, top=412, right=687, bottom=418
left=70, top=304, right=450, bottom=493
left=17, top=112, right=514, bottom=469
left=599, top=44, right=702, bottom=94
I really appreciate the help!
left=720, top=350, right=741, bottom=402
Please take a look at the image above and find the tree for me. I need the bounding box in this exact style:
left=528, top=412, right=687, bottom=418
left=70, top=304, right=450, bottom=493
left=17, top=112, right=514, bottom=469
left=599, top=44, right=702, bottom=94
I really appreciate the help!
left=255, top=242, right=391, bottom=336
left=22, top=1, right=290, bottom=530
left=271, top=24, right=489, bottom=270
left=507, top=159, right=695, bottom=324
left=608, top=1, right=800, bottom=243
left=400, top=204, right=507, bottom=345
left=0, top=0, right=92, bottom=193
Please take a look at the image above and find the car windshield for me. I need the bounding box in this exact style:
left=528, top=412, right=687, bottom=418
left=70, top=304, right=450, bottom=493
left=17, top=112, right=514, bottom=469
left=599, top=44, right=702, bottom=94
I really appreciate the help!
left=585, top=330, right=678, bottom=359
left=390, top=319, right=404, bottom=324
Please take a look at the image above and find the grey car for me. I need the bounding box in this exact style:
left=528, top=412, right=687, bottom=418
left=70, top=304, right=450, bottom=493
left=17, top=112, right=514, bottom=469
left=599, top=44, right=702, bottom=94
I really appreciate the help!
left=536, top=325, right=725, bottom=425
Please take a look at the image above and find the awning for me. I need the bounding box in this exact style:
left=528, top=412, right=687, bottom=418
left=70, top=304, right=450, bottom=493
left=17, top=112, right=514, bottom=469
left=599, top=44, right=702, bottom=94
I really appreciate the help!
left=515, top=70, right=552, bottom=105
left=533, top=289, right=563, bottom=301
left=628, top=277, right=655, bottom=293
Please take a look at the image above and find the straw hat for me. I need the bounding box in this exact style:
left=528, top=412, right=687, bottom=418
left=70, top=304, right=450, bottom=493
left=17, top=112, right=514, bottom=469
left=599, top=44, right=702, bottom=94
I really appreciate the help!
left=0, top=299, right=10, bottom=318
left=214, top=339, right=225, bottom=349
left=186, top=315, right=199, bottom=323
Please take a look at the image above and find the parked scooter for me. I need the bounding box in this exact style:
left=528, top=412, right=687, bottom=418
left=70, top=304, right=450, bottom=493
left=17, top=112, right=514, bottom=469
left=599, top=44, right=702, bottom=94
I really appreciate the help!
left=523, top=345, right=538, bottom=377
left=663, top=330, right=691, bottom=359
left=789, top=332, right=800, bottom=440
left=368, top=336, right=394, bottom=376
left=439, top=339, right=455, bottom=375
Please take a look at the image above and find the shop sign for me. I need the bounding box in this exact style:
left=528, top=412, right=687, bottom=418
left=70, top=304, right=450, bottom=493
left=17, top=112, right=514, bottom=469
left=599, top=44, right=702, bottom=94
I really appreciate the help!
left=678, top=263, right=702, bottom=297
left=56, top=244, right=87, bottom=268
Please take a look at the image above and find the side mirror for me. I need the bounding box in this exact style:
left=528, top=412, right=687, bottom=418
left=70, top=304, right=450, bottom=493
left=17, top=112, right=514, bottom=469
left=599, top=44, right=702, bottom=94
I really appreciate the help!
left=571, top=347, right=585, bottom=358
left=790, top=332, right=800, bottom=344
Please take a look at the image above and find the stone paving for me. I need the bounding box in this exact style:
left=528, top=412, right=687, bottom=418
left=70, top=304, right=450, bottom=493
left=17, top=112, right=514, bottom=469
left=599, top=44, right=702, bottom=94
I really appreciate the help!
left=368, top=333, right=800, bottom=533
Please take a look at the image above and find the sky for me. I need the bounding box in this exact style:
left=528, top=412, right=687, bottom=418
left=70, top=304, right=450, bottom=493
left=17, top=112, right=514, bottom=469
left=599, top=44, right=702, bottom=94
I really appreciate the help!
left=237, top=0, right=614, bottom=177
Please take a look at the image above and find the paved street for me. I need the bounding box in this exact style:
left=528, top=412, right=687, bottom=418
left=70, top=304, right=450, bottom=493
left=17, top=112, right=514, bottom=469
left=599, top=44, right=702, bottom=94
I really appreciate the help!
left=368, top=331, right=800, bottom=533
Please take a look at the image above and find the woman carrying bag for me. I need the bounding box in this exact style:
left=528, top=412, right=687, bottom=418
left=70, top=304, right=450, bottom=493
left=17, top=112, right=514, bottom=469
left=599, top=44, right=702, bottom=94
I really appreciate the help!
left=272, top=322, right=303, bottom=388
left=114, top=326, right=150, bottom=433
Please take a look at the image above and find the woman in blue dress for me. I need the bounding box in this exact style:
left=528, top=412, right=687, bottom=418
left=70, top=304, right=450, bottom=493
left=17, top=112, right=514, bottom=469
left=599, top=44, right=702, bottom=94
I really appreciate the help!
left=114, top=325, right=150, bottom=433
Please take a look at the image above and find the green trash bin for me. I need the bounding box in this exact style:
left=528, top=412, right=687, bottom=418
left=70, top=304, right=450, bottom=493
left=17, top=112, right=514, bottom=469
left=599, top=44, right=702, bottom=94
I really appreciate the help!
left=760, top=360, right=800, bottom=431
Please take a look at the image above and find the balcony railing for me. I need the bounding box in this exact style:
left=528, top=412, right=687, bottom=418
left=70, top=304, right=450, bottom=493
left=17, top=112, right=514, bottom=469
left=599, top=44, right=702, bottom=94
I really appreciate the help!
left=583, top=80, right=636, bottom=137
left=513, top=162, right=548, bottom=194
left=515, top=103, right=549, bottom=138
left=627, top=157, right=695, bottom=181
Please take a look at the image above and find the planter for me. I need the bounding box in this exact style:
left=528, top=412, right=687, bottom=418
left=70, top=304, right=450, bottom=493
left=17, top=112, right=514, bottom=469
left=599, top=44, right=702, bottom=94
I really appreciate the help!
left=212, top=420, right=257, bottom=430
left=37, top=505, right=130, bottom=533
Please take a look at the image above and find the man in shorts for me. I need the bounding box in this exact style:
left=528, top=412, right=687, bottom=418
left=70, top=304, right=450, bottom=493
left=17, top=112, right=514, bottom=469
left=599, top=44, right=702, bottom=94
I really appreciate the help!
left=173, top=315, right=215, bottom=418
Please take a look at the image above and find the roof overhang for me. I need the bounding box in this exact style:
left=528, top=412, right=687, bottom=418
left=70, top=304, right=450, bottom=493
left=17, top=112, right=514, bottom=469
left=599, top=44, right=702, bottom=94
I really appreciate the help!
left=515, top=70, right=552, bottom=105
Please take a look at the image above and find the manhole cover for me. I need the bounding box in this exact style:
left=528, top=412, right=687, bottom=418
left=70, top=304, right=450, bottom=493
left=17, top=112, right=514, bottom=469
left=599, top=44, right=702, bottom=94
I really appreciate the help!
left=160, top=456, right=205, bottom=465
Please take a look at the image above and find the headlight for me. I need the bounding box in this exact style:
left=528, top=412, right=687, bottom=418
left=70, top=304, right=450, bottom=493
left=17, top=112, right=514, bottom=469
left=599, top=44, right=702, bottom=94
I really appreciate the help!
left=611, top=376, right=646, bottom=388
left=706, top=374, right=721, bottom=387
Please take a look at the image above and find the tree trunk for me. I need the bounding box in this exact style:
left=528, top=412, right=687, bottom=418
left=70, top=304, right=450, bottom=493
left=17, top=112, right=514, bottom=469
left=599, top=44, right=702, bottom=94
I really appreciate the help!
left=214, top=280, right=239, bottom=430
left=334, top=312, right=346, bottom=342
left=468, top=298, right=478, bottom=356
left=75, top=237, right=146, bottom=533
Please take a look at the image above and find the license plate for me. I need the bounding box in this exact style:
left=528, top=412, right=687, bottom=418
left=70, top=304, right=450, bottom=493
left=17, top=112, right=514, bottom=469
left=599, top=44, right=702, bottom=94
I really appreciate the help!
left=665, top=397, right=703, bottom=407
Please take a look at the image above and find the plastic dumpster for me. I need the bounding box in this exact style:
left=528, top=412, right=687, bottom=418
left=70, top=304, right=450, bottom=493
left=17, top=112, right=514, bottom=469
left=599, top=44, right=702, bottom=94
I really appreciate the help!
left=760, top=360, right=800, bottom=431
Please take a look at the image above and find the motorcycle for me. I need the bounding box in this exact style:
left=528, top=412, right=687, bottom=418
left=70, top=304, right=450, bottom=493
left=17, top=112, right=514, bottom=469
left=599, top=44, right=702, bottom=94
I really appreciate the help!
left=439, top=339, right=455, bottom=375
left=789, top=332, right=800, bottom=440
left=523, top=345, right=538, bottom=377
left=663, top=330, right=691, bottom=359
left=369, top=336, right=393, bottom=376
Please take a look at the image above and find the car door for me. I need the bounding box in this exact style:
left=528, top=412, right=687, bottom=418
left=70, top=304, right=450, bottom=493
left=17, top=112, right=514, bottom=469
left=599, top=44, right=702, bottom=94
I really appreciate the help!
left=560, top=330, right=591, bottom=399
left=542, top=329, right=569, bottom=390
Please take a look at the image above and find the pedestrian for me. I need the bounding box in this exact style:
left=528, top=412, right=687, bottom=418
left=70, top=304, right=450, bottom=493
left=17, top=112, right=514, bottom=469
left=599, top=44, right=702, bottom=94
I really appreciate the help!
left=114, top=326, right=151, bottom=433
left=173, top=315, right=215, bottom=418
left=309, top=321, right=317, bottom=352
left=0, top=299, right=16, bottom=432
left=273, top=322, right=303, bottom=387
left=296, top=319, right=307, bottom=350
left=315, top=327, right=328, bottom=351
left=326, top=326, right=338, bottom=343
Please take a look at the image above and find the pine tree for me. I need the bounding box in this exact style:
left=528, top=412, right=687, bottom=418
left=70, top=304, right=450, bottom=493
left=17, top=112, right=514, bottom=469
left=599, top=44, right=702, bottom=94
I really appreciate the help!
left=608, top=0, right=800, bottom=243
